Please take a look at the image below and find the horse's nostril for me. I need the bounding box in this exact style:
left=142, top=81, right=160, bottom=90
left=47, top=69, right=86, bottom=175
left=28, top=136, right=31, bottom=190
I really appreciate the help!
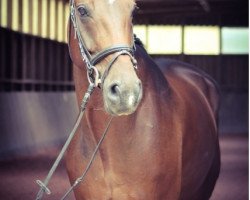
left=110, top=83, right=120, bottom=96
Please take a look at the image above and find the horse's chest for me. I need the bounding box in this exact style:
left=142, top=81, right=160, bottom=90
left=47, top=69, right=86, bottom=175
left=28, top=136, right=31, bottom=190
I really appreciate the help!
left=73, top=143, right=180, bottom=200
left=71, top=113, right=180, bottom=199
left=77, top=169, right=178, bottom=200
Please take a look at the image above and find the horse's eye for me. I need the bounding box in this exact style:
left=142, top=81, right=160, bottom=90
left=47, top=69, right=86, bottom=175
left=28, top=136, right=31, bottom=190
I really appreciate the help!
left=77, top=6, right=89, bottom=17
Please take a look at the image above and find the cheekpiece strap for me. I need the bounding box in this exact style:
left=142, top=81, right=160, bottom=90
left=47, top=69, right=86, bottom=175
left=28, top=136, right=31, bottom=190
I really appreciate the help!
left=69, top=0, right=137, bottom=87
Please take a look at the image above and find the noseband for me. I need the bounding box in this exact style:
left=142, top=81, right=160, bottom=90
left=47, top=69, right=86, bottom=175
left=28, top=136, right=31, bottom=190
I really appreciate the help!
left=69, top=0, right=137, bottom=87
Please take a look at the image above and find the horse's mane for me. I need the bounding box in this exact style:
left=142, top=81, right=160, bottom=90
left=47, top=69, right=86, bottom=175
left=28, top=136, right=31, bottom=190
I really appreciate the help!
left=134, top=34, right=144, bottom=48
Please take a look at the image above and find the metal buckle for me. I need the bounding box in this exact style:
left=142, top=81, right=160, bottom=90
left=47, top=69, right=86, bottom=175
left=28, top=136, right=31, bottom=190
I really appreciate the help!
left=36, top=180, right=51, bottom=195
left=87, top=66, right=100, bottom=87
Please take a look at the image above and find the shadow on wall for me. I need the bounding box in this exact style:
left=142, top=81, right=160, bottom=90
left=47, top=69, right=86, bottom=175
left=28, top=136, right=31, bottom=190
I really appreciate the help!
left=0, top=92, right=78, bottom=160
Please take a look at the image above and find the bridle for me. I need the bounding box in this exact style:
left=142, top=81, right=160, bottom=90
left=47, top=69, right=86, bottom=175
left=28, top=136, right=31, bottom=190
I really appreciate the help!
left=69, top=0, right=138, bottom=87
left=35, top=1, right=138, bottom=199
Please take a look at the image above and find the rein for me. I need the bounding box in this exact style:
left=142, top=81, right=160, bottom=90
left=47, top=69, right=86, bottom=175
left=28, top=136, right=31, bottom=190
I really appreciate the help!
left=35, top=83, right=113, bottom=200
left=35, top=0, right=138, bottom=199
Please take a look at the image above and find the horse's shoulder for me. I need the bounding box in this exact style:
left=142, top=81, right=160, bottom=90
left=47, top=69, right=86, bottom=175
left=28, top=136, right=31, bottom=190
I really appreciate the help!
left=155, top=58, right=220, bottom=116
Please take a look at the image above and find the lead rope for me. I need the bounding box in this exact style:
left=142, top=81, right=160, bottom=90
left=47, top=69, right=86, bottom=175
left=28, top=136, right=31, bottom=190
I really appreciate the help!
left=35, top=0, right=135, bottom=199
left=35, top=83, right=113, bottom=200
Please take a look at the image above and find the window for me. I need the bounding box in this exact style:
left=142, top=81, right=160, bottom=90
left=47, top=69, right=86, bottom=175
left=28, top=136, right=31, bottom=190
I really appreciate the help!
left=221, top=27, right=249, bottom=54
left=184, top=26, right=220, bottom=55
left=0, top=0, right=69, bottom=43
left=133, top=25, right=147, bottom=48
left=0, top=0, right=7, bottom=28
left=147, top=25, right=182, bottom=54
left=134, top=25, right=225, bottom=55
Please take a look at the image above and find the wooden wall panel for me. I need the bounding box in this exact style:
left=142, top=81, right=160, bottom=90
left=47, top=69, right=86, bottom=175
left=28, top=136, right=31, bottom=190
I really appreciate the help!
left=0, top=26, right=248, bottom=92
left=220, top=55, right=248, bottom=91
left=0, top=0, right=248, bottom=92
left=0, top=0, right=69, bottom=43
left=0, top=28, right=73, bottom=91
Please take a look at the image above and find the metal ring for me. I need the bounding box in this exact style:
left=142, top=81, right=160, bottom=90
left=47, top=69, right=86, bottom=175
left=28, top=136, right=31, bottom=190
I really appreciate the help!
left=87, top=66, right=100, bottom=87
left=36, top=180, right=51, bottom=195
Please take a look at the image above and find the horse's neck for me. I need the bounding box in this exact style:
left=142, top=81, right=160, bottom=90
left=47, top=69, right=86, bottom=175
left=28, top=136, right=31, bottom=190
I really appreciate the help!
left=73, top=45, right=168, bottom=137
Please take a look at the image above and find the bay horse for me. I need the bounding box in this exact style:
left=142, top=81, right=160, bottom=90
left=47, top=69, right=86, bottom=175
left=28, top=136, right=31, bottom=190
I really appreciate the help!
left=66, top=0, right=220, bottom=199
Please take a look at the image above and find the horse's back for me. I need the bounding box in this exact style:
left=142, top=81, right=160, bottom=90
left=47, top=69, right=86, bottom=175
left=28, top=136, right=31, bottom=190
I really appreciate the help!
left=156, top=58, right=219, bottom=120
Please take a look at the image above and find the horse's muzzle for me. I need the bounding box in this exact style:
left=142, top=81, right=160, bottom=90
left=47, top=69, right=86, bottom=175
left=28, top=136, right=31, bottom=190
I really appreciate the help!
left=103, top=79, right=142, bottom=116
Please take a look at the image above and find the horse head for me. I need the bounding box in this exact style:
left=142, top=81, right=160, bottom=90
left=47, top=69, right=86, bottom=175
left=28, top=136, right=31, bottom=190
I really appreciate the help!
left=68, top=0, right=142, bottom=116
